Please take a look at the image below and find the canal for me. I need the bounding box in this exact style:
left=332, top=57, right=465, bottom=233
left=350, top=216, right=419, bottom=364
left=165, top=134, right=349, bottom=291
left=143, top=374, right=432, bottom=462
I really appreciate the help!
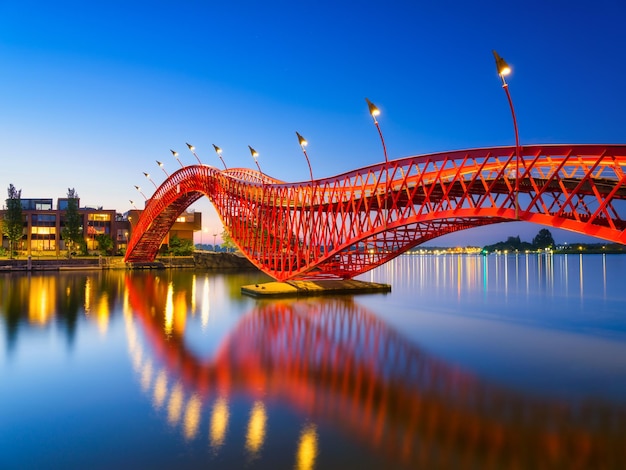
left=1, top=254, right=626, bottom=469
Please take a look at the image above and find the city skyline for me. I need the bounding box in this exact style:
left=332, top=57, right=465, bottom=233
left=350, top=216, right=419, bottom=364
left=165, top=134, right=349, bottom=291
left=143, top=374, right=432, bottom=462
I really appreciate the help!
left=1, top=1, right=625, bottom=246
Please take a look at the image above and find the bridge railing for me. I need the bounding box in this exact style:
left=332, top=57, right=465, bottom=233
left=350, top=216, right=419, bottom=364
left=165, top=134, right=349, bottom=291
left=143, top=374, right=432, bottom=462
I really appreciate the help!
left=125, top=144, right=626, bottom=279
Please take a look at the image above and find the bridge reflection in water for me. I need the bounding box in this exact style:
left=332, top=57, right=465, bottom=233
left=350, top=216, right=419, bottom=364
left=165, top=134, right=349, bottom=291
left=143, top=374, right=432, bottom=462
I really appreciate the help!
left=124, top=272, right=625, bottom=469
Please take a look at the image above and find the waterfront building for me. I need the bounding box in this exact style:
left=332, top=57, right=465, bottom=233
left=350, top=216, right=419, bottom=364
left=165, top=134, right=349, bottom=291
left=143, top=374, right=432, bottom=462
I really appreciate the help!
left=1, top=197, right=200, bottom=256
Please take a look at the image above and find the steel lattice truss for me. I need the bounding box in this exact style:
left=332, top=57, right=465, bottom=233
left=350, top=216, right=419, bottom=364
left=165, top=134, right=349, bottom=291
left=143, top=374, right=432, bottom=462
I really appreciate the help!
left=125, top=144, right=626, bottom=280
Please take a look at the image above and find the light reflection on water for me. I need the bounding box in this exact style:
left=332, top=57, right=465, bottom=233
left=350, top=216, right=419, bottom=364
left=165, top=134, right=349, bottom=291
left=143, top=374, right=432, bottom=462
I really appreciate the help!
left=1, top=256, right=626, bottom=469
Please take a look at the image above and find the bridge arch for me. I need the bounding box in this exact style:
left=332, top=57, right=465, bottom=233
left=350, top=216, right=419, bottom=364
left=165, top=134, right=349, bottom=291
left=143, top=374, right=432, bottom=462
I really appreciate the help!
left=125, top=144, right=626, bottom=280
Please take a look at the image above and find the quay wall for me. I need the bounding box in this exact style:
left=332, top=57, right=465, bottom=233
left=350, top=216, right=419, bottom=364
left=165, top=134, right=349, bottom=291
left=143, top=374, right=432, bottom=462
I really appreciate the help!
left=0, top=252, right=257, bottom=272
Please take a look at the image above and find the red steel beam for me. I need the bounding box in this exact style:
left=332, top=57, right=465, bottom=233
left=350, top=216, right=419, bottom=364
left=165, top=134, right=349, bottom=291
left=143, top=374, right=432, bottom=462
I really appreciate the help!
left=125, top=145, right=626, bottom=280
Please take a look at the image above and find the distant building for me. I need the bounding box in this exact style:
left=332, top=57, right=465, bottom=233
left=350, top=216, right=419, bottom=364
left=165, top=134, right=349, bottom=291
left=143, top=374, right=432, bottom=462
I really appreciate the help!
left=1, top=197, right=200, bottom=256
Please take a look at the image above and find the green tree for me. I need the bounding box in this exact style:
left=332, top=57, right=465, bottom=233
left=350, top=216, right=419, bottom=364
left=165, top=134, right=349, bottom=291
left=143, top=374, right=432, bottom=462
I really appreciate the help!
left=61, top=188, right=83, bottom=258
left=220, top=228, right=237, bottom=252
left=2, top=184, right=24, bottom=259
left=95, top=233, right=114, bottom=255
left=532, top=228, right=555, bottom=249
left=168, top=234, right=194, bottom=256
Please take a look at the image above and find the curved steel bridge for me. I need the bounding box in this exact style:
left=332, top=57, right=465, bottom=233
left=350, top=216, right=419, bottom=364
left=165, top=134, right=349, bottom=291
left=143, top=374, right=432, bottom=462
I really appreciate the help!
left=125, top=144, right=626, bottom=281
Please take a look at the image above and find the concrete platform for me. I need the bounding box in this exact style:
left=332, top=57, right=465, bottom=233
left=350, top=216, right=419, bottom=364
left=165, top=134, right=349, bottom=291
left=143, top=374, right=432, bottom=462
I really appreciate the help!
left=241, top=279, right=391, bottom=298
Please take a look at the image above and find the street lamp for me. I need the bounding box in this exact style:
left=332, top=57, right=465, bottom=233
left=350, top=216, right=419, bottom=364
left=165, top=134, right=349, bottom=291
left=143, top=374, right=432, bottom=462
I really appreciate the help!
left=171, top=149, right=184, bottom=168
left=296, top=131, right=317, bottom=258
left=213, top=230, right=218, bottom=252
left=249, top=146, right=262, bottom=176
left=212, top=144, right=228, bottom=170
left=143, top=172, right=158, bottom=190
left=156, top=160, right=169, bottom=177
left=129, top=200, right=138, bottom=210
left=365, top=98, right=389, bottom=165
left=493, top=50, right=521, bottom=219
left=295, top=132, right=314, bottom=183
left=186, top=142, right=203, bottom=165
left=134, top=185, right=147, bottom=200
left=365, top=98, right=390, bottom=227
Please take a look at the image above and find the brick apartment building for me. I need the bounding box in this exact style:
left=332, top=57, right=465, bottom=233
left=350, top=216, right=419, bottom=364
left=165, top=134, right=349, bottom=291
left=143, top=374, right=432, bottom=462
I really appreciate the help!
left=1, top=197, right=201, bottom=256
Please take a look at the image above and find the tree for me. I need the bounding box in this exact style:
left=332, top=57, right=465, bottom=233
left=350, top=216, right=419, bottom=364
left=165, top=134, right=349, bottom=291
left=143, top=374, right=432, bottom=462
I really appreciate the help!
left=2, top=184, right=24, bottom=258
left=221, top=228, right=237, bottom=252
left=95, top=233, right=114, bottom=255
left=167, top=234, right=194, bottom=256
left=532, top=228, right=555, bottom=249
left=482, top=235, right=533, bottom=253
left=61, top=188, right=83, bottom=258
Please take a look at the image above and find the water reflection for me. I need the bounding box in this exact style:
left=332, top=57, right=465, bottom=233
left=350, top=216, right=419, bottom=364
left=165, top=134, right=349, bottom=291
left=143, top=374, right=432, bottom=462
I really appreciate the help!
left=245, top=401, right=267, bottom=457
left=209, top=396, right=229, bottom=450
left=0, top=271, right=123, bottom=348
left=122, top=271, right=625, bottom=469
left=1, top=262, right=625, bottom=469
left=295, top=423, right=318, bottom=470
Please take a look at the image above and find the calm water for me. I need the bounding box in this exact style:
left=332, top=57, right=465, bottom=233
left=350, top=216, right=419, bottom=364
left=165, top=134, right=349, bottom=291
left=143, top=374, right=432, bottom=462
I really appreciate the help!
left=1, top=254, right=626, bottom=469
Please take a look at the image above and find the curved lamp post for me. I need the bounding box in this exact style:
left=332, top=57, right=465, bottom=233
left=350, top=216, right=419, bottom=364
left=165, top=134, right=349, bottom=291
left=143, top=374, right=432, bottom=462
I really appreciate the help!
left=212, top=144, right=228, bottom=170
left=171, top=149, right=184, bottom=168
left=296, top=131, right=316, bottom=256
left=295, top=132, right=314, bottom=183
left=248, top=145, right=262, bottom=176
left=156, top=160, right=169, bottom=177
left=134, top=185, right=147, bottom=200
left=129, top=200, right=138, bottom=210
left=493, top=50, right=521, bottom=219
left=143, top=172, right=158, bottom=190
left=248, top=145, right=264, bottom=256
left=186, top=143, right=203, bottom=165
left=365, top=98, right=389, bottom=165
left=365, top=98, right=390, bottom=227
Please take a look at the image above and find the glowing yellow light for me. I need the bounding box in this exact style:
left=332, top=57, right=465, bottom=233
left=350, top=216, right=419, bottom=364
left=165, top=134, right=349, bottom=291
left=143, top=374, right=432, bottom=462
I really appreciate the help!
left=213, top=144, right=222, bottom=155
left=186, top=142, right=195, bottom=151
left=248, top=145, right=259, bottom=158
left=167, top=382, right=184, bottom=425
left=365, top=97, right=380, bottom=117
left=295, top=424, right=318, bottom=470
left=174, top=292, right=187, bottom=337
left=183, top=395, right=202, bottom=440
left=296, top=131, right=308, bottom=147
left=131, top=345, right=143, bottom=372
left=191, top=274, right=197, bottom=315
left=153, top=370, right=168, bottom=409
left=165, top=282, right=174, bottom=335
left=201, top=276, right=210, bottom=330
left=96, top=293, right=110, bottom=335
left=28, top=277, right=55, bottom=325
left=492, top=50, right=512, bottom=76
left=170, top=149, right=178, bottom=157
left=84, top=277, right=91, bottom=313
left=210, top=397, right=230, bottom=449
left=140, top=360, right=153, bottom=392
left=245, top=401, right=267, bottom=455
left=123, top=289, right=131, bottom=316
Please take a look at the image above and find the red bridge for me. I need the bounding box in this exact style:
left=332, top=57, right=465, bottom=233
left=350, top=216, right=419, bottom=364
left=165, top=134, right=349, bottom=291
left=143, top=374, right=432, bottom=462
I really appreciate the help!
left=125, top=144, right=626, bottom=281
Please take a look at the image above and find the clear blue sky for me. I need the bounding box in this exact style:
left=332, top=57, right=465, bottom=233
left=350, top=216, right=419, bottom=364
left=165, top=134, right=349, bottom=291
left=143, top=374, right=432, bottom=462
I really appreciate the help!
left=1, top=0, right=625, bottom=245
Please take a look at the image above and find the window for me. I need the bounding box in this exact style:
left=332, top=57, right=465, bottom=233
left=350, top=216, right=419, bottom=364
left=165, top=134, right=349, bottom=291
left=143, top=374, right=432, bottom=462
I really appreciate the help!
left=88, top=213, right=111, bottom=222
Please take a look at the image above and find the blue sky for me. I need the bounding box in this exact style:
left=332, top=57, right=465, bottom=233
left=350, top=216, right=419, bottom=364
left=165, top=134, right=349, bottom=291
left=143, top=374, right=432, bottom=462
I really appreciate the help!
left=1, top=0, right=625, bottom=245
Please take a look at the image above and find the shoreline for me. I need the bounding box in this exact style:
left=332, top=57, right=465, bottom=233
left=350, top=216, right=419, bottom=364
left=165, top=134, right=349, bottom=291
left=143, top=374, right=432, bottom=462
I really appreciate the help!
left=0, top=250, right=623, bottom=273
